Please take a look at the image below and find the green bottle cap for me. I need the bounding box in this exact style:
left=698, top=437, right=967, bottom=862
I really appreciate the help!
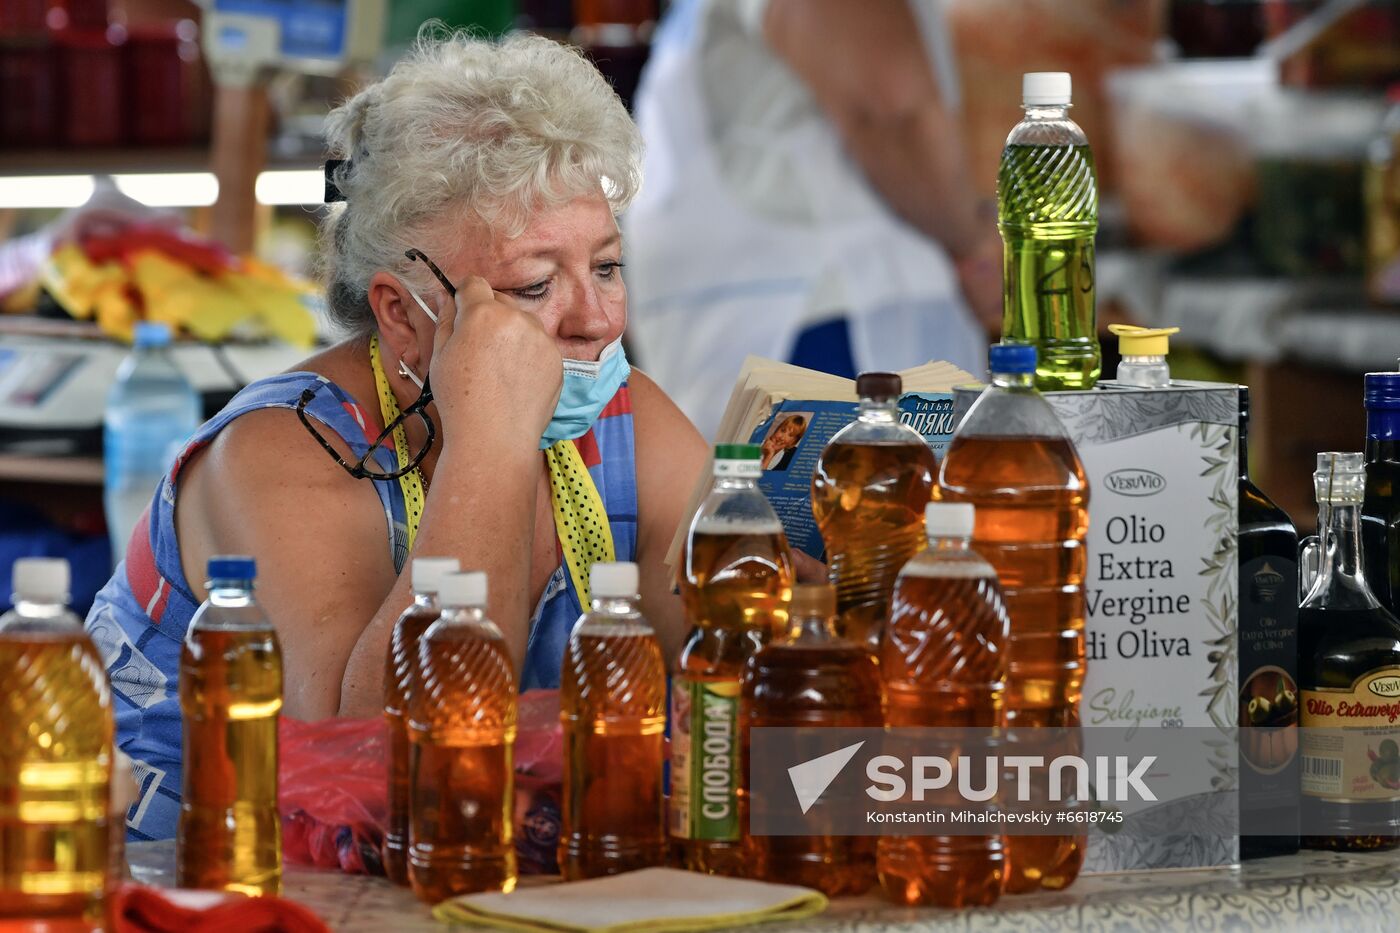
left=714, top=443, right=762, bottom=460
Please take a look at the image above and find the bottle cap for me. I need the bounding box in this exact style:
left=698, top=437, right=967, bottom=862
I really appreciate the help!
left=12, top=557, right=69, bottom=603
left=411, top=557, right=461, bottom=595
left=1109, top=324, right=1180, bottom=357
left=1023, top=72, right=1072, bottom=106
left=715, top=443, right=762, bottom=461
left=207, top=556, right=255, bottom=582
left=789, top=583, right=836, bottom=618
left=925, top=502, right=975, bottom=539
left=715, top=442, right=764, bottom=478
left=133, top=321, right=173, bottom=348
left=1365, top=371, right=1400, bottom=410
left=590, top=561, right=639, bottom=598
left=439, top=571, right=487, bottom=608
left=1313, top=452, right=1366, bottom=505
left=988, top=343, right=1037, bottom=375
left=856, top=372, right=902, bottom=401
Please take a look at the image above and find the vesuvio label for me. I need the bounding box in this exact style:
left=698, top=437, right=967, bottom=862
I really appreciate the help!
left=1301, top=667, right=1400, bottom=802
left=669, top=678, right=740, bottom=840
left=1105, top=468, right=1167, bottom=497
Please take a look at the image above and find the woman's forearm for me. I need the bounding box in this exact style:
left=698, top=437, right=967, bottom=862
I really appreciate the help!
left=337, top=440, right=541, bottom=716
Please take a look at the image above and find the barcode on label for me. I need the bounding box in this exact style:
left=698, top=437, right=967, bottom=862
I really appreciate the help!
left=1303, top=757, right=1341, bottom=778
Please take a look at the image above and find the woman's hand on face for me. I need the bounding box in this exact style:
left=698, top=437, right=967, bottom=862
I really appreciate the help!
left=792, top=548, right=828, bottom=584
left=429, top=275, right=564, bottom=444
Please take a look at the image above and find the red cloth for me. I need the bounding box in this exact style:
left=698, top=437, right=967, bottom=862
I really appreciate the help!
left=113, top=883, right=330, bottom=933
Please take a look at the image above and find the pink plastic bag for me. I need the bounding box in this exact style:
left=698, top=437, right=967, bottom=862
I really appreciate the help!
left=277, top=689, right=565, bottom=876
left=279, top=717, right=388, bottom=875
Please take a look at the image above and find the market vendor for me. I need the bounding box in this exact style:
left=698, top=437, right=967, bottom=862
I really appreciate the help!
left=84, top=32, right=709, bottom=840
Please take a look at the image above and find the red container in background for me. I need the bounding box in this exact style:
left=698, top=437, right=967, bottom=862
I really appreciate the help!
left=0, top=0, right=49, bottom=36
left=0, top=38, right=60, bottom=147
left=573, top=0, right=656, bottom=27
left=56, top=26, right=126, bottom=147
left=63, top=0, right=109, bottom=31
left=126, top=20, right=210, bottom=146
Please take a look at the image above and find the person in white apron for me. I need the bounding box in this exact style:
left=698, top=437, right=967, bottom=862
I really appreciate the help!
left=623, top=0, right=998, bottom=439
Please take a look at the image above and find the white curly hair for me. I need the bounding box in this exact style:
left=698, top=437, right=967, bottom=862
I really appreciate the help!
left=320, top=28, right=643, bottom=335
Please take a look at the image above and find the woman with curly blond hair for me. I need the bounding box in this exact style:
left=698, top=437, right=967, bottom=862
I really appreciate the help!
left=85, top=32, right=709, bottom=840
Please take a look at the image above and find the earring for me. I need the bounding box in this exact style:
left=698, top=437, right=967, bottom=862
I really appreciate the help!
left=397, top=359, right=413, bottom=380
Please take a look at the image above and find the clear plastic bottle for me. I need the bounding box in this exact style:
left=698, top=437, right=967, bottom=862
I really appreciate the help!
left=878, top=503, right=1009, bottom=907
left=742, top=583, right=884, bottom=897
left=560, top=562, right=667, bottom=879
left=177, top=556, right=283, bottom=895
left=409, top=571, right=517, bottom=901
left=812, top=372, right=937, bottom=651
left=0, top=558, right=113, bottom=926
left=383, top=556, right=461, bottom=886
left=1108, top=324, right=1180, bottom=388
left=103, top=321, right=200, bottom=565
left=673, top=443, right=793, bottom=874
left=936, top=343, right=1089, bottom=893
left=998, top=72, right=1100, bottom=390
left=1298, top=453, right=1400, bottom=852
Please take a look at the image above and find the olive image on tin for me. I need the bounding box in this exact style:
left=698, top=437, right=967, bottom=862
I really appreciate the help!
left=1239, top=668, right=1299, bottom=774
left=1369, top=739, right=1400, bottom=790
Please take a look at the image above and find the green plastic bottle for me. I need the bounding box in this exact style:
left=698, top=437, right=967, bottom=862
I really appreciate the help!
left=997, top=72, right=1100, bottom=391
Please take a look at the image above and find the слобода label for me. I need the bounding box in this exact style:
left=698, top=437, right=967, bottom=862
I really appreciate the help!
left=669, top=677, right=740, bottom=840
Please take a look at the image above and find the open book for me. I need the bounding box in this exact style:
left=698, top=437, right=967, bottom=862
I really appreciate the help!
left=667, top=356, right=977, bottom=568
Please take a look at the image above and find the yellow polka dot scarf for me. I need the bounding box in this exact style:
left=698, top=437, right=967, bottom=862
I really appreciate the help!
left=370, top=336, right=615, bottom=606
left=544, top=439, right=616, bottom=610
left=369, top=335, right=427, bottom=554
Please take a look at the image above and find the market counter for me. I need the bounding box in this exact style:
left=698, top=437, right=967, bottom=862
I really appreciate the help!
left=126, top=841, right=1400, bottom=931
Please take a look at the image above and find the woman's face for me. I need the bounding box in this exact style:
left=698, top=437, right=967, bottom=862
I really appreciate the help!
left=418, top=193, right=627, bottom=366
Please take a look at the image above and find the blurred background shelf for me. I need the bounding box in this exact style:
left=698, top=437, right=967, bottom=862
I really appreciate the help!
left=0, top=452, right=103, bottom=485
left=0, top=148, right=319, bottom=176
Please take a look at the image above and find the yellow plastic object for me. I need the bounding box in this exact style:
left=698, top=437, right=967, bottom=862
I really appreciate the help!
left=39, top=244, right=125, bottom=320
left=128, top=250, right=317, bottom=347
left=1108, top=323, right=1180, bottom=357
left=39, top=242, right=318, bottom=346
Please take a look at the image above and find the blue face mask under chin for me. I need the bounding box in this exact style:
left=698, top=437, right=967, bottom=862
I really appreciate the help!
left=402, top=284, right=630, bottom=450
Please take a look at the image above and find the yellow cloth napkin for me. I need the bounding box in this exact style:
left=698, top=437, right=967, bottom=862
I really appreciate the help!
left=432, top=868, right=828, bottom=933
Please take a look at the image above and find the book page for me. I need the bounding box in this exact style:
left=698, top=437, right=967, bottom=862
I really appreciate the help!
left=664, top=357, right=975, bottom=571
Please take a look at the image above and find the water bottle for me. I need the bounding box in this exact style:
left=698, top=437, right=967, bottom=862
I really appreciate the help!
left=998, top=72, right=1100, bottom=390
left=103, top=322, right=200, bottom=565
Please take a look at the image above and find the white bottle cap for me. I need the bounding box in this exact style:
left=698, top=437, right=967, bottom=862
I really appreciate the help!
left=439, top=571, right=488, bottom=609
left=590, top=561, right=639, bottom=599
left=12, top=557, right=70, bottom=603
left=412, top=557, right=461, bottom=595
left=926, top=502, right=975, bottom=539
left=1023, top=72, right=1071, bottom=106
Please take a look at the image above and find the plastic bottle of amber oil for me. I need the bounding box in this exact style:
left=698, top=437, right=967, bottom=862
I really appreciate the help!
left=560, top=562, right=668, bottom=879
left=409, top=571, right=517, bottom=901
left=178, top=556, right=283, bottom=896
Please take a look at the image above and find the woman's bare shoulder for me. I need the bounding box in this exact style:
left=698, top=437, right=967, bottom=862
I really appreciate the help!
left=176, top=398, right=384, bottom=553
left=628, top=369, right=703, bottom=443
